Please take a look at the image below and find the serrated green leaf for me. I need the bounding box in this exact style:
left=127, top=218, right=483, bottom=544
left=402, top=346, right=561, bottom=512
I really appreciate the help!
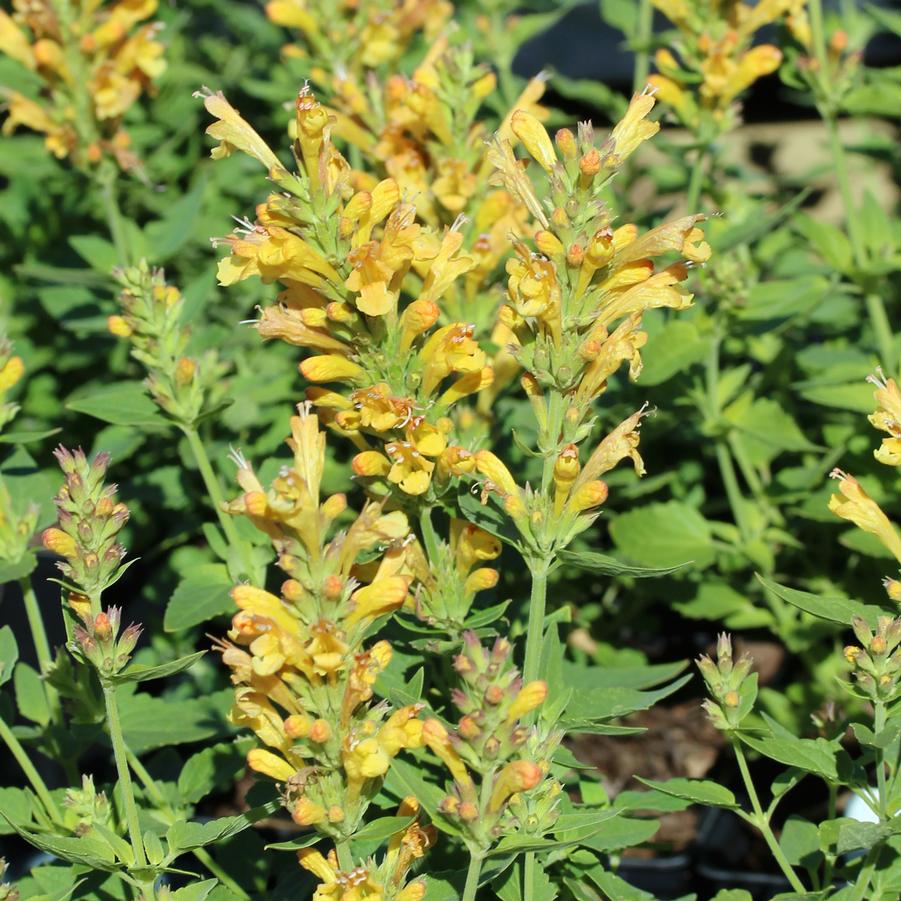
left=164, top=564, right=234, bottom=632
left=609, top=501, right=716, bottom=570
left=67, top=382, right=169, bottom=428
left=15, top=662, right=51, bottom=725
left=0, top=625, right=19, bottom=686
left=635, top=777, right=739, bottom=809
left=556, top=548, right=687, bottom=578
left=757, top=574, right=887, bottom=628
left=113, top=650, right=206, bottom=685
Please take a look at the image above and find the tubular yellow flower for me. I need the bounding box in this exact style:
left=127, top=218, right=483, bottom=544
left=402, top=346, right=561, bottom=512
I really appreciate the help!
left=247, top=748, right=296, bottom=781
left=198, top=89, right=284, bottom=173
left=474, top=450, right=519, bottom=496
left=347, top=576, right=410, bottom=626
left=511, top=109, right=557, bottom=173
left=487, top=760, right=543, bottom=813
left=507, top=680, right=548, bottom=722
left=422, top=718, right=474, bottom=790
left=829, top=469, right=901, bottom=562
left=300, top=355, right=366, bottom=384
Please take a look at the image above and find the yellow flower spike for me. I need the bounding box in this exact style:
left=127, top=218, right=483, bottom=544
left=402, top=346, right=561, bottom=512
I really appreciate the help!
left=378, top=704, right=425, bottom=756
left=419, top=323, right=485, bottom=396
left=422, top=718, right=475, bottom=791
left=507, top=680, right=548, bottom=722
left=606, top=90, right=660, bottom=167
left=464, top=568, right=499, bottom=594
left=231, top=585, right=298, bottom=633
left=294, top=88, right=330, bottom=185
left=511, top=109, right=557, bottom=173
left=0, top=10, right=35, bottom=69
left=292, top=796, right=328, bottom=826
left=398, top=883, right=427, bottom=901
left=345, top=241, right=396, bottom=316
left=437, top=366, right=494, bottom=409
left=553, top=444, right=581, bottom=515
left=0, top=354, right=24, bottom=393
left=266, top=0, right=318, bottom=33
left=487, top=760, right=543, bottom=814
left=344, top=736, right=391, bottom=783
left=496, top=72, right=550, bottom=145
left=576, top=407, right=649, bottom=488
left=869, top=369, right=901, bottom=430
left=487, top=136, right=549, bottom=228
left=417, top=225, right=475, bottom=303
left=246, top=748, right=296, bottom=781
left=829, top=469, right=901, bottom=563
left=41, top=527, right=78, bottom=558
left=566, top=480, right=609, bottom=514
left=347, top=576, right=411, bottom=626
left=197, top=89, right=284, bottom=173
left=298, top=848, right=338, bottom=884
left=474, top=450, right=519, bottom=496
left=726, top=45, right=782, bottom=102
left=300, top=355, right=366, bottom=384
left=876, top=439, right=901, bottom=467
left=399, top=299, right=440, bottom=353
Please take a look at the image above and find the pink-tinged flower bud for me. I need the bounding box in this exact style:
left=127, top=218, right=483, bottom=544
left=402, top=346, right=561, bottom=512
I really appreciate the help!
left=93, top=613, right=112, bottom=641
left=309, top=719, right=331, bottom=743
left=458, top=801, right=479, bottom=821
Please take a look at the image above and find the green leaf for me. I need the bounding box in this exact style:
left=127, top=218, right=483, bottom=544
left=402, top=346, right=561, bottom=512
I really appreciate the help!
left=780, top=815, right=822, bottom=867
left=563, top=674, right=692, bottom=727
left=457, top=489, right=523, bottom=551
left=178, top=740, right=252, bottom=805
left=68, top=236, right=119, bottom=273
left=0, top=626, right=19, bottom=686
left=0, top=552, right=38, bottom=584
left=740, top=724, right=839, bottom=783
left=556, top=548, right=687, bottom=578
left=711, top=892, right=754, bottom=901
left=167, top=804, right=277, bottom=854
left=609, top=501, right=716, bottom=569
left=580, top=815, right=660, bottom=852
left=563, top=660, right=688, bottom=691
left=14, top=662, right=51, bottom=725
left=164, top=564, right=235, bottom=632
left=757, top=574, right=887, bottom=629
left=114, top=651, right=206, bottom=685
left=0, top=815, right=118, bottom=869
left=586, top=867, right=655, bottom=901
left=170, top=880, right=219, bottom=901
left=118, top=689, right=232, bottom=753
left=794, top=215, right=853, bottom=273
left=739, top=277, right=829, bottom=322
left=384, top=756, right=465, bottom=840
left=637, top=320, right=706, bottom=386
left=0, top=786, right=34, bottom=834
left=725, top=396, right=819, bottom=454
left=634, top=777, right=740, bottom=809
left=67, top=382, right=169, bottom=428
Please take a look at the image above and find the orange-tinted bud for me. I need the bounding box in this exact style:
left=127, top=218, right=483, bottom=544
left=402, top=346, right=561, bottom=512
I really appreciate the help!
left=555, top=127, right=577, bottom=159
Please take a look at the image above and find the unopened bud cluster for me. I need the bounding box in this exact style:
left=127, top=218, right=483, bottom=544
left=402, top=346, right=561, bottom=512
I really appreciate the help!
left=41, top=446, right=130, bottom=599
left=72, top=605, right=141, bottom=676
left=109, top=263, right=221, bottom=426
left=697, top=633, right=755, bottom=731
left=64, top=775, right=112, bottom=837
left=843, top=615, right=901, bottom=702
left=0, top=859, right=17, bottom=901
left=422, top=632, right=556, bottom=849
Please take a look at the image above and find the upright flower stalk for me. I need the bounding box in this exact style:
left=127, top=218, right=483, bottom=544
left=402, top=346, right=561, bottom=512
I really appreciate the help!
left=41, top=448, right=153, bottom=892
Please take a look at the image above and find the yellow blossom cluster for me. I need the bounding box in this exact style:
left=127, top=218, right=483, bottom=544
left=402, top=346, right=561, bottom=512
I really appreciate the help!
left=266, top=0, right=451, bottom=76
left=829, top=371, right=901, bottom=603
left=219, top=405, right=425, bottom=838
left=648, top=0, right=801, bottom=131
left=298, top=798, right=433, bottom=901
left=0, top=339, right=25, bottom=433
left=422, top=632, right=557, bottom=848
left=201, top=86, right=502, bottom=501
left=0, top=0, right=166, bottom=166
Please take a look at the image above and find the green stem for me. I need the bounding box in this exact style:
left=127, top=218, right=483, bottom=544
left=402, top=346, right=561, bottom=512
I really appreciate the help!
left=462, top=851, right=484, bottom=901
left=103, top=684, right=147, bottom=868
left=193, top=847, right=248, bottom=899
left=418, top=507, right=441, bottom=562
left=522, top=560, right=549, bottom=684
left=685, top=147, right=707, bottom=214
left=632, top=0, right=654, bottom=92
left=523, top=851, right=535, bottom=901
left=98, top=162, right=131, bottom=269
left=850, top=846, right=879, bottom=901
left=126, top=749, right=249, bottom=899
left=20, top=577, right=61, bottom=720
left=874, top=700, right=888, bottom=820
left=335, top=839, right=354, bottom=872
left=733, top=738, right=805, bottom=892
left=866, top=292, right=897, bottom=377
left=182, top=426, right=256, bottom=583
left=0, top=714, right=64, bottom=825
left=706, top=333, right=752, bottom=543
